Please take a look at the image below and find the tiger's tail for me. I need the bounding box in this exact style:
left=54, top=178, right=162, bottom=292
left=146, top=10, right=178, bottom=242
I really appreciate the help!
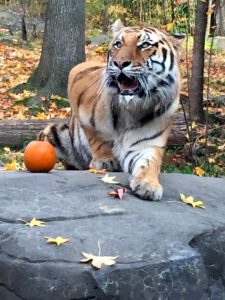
left=38, top=118, right=91, bottom=170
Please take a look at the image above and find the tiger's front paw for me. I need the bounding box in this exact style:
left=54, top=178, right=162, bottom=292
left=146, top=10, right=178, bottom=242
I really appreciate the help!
left=91, top=157, right=120, bottom=172
left=130, top=176, right=163, bottom=201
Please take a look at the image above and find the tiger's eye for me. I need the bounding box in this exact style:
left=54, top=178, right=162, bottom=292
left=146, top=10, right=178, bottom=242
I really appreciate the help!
left=140, top=42, right=152, bottom=50
left=113, top=40, right=122, bottom=49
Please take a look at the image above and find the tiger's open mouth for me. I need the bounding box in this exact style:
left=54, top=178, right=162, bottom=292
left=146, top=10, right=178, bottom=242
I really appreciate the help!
left=116, top=74, right=141, bottom=95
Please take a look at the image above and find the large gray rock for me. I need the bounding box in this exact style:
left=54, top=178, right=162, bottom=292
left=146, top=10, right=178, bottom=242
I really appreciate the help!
left=214, top=36, right=225, bottom=51
left=0, top=170, right=225, bottom=300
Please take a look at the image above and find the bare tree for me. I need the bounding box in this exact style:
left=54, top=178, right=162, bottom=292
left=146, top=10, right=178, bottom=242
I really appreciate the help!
left=189, top=0, right=209, bottom=122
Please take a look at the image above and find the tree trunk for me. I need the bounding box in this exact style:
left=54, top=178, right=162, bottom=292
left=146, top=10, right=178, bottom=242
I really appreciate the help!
left=21, top=14, right=27, bottom=41
left=216, top=0, right=225, bottom=36
left=170, top=0, right=175, bottom=22
left=24, top=0, right=85, bottom=105
left=102, top=0, right=109, bottom=33
left=0, top=114, right=187, bottom=147
left=189, top=0, right=209, bottom=122
left=162, top=0, right=167, bottom=25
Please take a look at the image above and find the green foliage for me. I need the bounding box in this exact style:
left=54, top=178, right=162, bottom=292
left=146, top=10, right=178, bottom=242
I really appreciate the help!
left=86, top=0, right=196, bottom=34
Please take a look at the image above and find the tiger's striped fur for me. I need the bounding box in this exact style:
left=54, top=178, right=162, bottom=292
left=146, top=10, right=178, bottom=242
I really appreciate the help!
left=39, top=21, right=181, bottom=200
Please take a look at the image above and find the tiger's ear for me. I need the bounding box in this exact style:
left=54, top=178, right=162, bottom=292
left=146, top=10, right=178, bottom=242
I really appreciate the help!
left=112, top=19, right=124, bottom=36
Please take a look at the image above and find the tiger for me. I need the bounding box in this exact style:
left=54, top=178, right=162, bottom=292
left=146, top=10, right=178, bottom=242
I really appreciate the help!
left=39, top=20, right=182, bottom=201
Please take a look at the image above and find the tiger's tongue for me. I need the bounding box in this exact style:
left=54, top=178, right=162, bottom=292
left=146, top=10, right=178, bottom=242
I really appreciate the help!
left=119, top=77, right=138, bottom=91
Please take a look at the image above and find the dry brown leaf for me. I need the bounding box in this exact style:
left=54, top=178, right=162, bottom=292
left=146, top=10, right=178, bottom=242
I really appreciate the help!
left=88, top=167, right=106, bottom=174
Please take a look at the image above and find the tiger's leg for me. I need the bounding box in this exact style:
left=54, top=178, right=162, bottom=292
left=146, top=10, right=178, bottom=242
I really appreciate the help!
left=83, top=127, right=120, bottom=171
left=124, top=147, right=164, bottom=201
left=38, top=121, right=91, bottom=170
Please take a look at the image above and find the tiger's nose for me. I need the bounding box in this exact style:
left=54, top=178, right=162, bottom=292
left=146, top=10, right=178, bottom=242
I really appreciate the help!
left=113, top=60, right=131, bottom=69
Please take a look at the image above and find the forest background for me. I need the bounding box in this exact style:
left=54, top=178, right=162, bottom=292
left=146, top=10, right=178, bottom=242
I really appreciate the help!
left=0, top=0, right=224, bottom=177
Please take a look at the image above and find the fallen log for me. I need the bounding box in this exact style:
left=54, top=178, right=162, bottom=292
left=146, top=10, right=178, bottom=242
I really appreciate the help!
left=0, top=114, right=187, bottom=147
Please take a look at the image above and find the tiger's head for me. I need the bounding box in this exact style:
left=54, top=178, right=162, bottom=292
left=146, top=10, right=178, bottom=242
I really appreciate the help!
left=105, top=20, right=181, bottom=107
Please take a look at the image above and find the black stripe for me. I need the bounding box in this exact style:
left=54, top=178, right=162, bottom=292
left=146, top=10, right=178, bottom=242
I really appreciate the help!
left=158, top=79, right=170, bottom=87
left=50, top=125, right=66, bottom=154
left=122, top=150, right=132, bottom=166
left=110, top=100, right=119, bottom=129
left=90, top=102, right=97, bottom=127
left=169, top=51, right=174, bottom=71
left=69, top=116, right=75, bottom=146
left=130, top=129, right=166, bottom=148
left=167, top=74, right=174, bottom=84
left=162, top=47, right=167, bottom=64
left=60, top=124, right=69, bottom=131
left=78, top=130, right=91, bottom=162
left=128, top=152, right=142, bottom=173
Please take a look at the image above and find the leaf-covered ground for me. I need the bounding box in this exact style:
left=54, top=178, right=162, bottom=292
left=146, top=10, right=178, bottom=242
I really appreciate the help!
left=0, top=38, right=224, bottom=176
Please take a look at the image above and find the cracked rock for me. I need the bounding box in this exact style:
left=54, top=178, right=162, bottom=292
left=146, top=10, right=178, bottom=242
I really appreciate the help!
left=0, top=170, right=225, bottom=299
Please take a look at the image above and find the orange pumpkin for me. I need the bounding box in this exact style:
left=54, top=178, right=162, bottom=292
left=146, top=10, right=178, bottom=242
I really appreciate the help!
left=24, top=141, right=56, bottom=173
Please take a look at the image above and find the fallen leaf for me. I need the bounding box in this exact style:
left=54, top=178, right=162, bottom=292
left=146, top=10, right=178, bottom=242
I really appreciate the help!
left=198, top=138, right=206, bottom=144
left=208, top=158, right=216, bottom=164
left=5, top=159, right=17, bottom=170
left=88, top=167, right=106, bottom=174
left=80, top=251, right=118, bottom=269
left=45, top=236, right=69, bottom=246
left=191, top=121, right=198, bottom=128
left=25, top=218, right=46, bottom=228
left=101, top=174, right=119, bottom=184
left=3, top=147, right=11, bottom=153
left=194, top=167, right=205, bottom=176
left=108, top=188, right=127, bottom=199
left=36, top=112, right=47, bottom=120
left=180, top=193, right=205, bottom=209
left=166, top=22, right=173, bottom=31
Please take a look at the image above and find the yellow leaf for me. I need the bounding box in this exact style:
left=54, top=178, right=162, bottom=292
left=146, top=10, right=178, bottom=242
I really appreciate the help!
left=166, top=22, right=174, bottom=31
left=36, top=112, right=47, bottom=120
left=198, top=138, right=206, bottom=144
left=5, top=159, right=17, bottom=170
left=51, top=94, right=62, bottom=100
left=45, top=236, right=69, bottom=246
left=179, top=193, right=205, bottom=209
left=12, top=39, right=19, bottom=45
left=194, top=167, right=205, bottom=176
left=3, top=147, right=11, bottom=153
left=192, top=121, right=198, bottom=128
left=179, top=193, right=186, bottom=201
left=101, top=174, right=119, bottom=184
left=25, top=218, right=46, bottom=228
left=80, top=251, right=118, bottom=269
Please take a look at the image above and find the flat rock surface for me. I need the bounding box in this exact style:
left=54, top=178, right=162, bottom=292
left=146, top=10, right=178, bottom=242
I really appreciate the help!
left=0, top=170, right=225, bottom=300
